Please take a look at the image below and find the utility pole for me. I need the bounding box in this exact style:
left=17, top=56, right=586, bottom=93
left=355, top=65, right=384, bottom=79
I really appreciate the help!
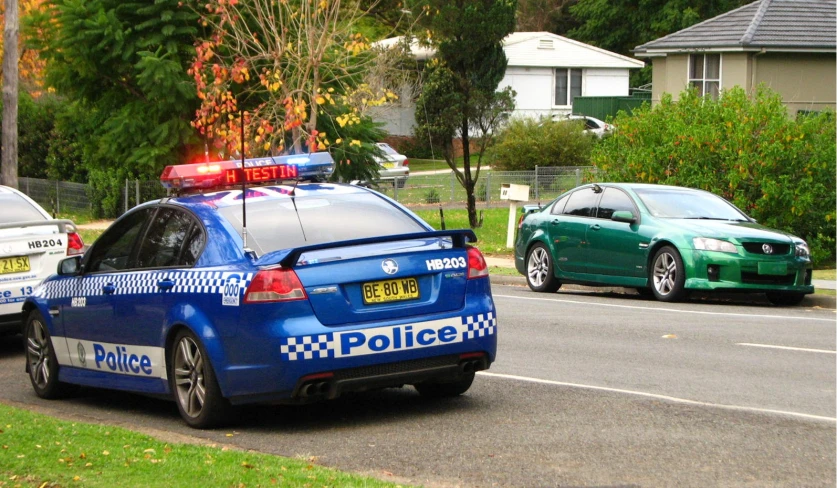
left=1, top=0, right=19, bottom=188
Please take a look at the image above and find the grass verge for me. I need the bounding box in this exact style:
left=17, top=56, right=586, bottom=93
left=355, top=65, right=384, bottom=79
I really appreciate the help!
left=0, top=403, right=405, bottom=488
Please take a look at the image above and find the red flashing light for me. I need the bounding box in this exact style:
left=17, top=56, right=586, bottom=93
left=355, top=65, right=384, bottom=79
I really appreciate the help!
left=160, top=160, right=299, bottom=190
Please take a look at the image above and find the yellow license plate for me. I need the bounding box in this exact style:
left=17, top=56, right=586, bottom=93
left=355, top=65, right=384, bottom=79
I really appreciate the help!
left=362, top=277, right=419, bottom=304
left=0, top=255, right=30, bottom=275
left=382, top=163, right=394, bottom=169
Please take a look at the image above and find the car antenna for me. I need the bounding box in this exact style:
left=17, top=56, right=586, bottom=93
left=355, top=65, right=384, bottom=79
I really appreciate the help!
left=240, top=110, right=249, bottom=251
left=289, top=160, right=307, bottom=242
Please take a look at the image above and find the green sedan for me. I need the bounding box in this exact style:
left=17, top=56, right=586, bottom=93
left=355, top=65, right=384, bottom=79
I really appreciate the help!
left=514, top=183, right=814, bottom=305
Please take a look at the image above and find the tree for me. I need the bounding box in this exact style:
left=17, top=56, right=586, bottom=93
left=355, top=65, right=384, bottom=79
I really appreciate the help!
left=1, top=0, right=18, bottom=188
left=414, top=0, right=517, bottom=228
left=190, top=0, right=404, bottom=182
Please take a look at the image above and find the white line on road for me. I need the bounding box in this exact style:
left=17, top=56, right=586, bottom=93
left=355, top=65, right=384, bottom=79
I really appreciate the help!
left=478, top=371, right=837, bottom=423
left=737, top=343, right=836, bottom=354
left=493, top=294, right=836, bottom=322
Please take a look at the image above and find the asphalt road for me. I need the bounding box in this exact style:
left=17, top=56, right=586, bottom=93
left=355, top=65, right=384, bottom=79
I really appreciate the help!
left=1, top=284, right=834, bottom=487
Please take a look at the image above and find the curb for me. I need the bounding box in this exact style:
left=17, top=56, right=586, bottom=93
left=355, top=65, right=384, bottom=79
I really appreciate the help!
left=489, top=274, right=837, bottom=310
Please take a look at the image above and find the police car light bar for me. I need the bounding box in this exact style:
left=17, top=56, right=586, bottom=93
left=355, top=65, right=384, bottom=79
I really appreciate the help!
left=160, top=152, right=335, bottom=190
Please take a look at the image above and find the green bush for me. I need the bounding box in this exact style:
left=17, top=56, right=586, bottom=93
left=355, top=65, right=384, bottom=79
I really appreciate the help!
left=425, top=188, right=441, bottom=204
left=593, top=86, right=836, bottom=266
left=489, top=116, right=595, bottom=170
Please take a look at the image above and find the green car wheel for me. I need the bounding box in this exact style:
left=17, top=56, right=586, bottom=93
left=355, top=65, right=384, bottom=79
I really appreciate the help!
left=526, top=243, right=561, bottom=293
left=651, top=246, right=688, bottom=302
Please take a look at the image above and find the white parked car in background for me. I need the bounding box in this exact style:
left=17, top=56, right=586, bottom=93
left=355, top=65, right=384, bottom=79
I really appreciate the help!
left=553, top=114, right=614, bottom=138
left=374, top=142, right=410, bottom=188
left=0, top=185, right=83, bottom=334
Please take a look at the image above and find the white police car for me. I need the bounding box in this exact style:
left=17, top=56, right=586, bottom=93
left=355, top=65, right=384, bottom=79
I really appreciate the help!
left=1, top=185, right=84, bottom=334
left=22, top=153, right=497, bottom=428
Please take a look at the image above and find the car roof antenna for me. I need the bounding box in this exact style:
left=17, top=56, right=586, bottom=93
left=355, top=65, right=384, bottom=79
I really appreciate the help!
left=240, top=110, right=250, bottom=252
left=289, top=167, right=308, bottom=242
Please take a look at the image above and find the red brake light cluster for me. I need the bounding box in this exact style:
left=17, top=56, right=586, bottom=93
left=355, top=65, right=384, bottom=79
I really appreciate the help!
left=403, top=159, right=409, bottom=166
left=244, top=268, right=307, bottom=303
left=466, top=247, right=489, bottom=279
left=67, top=232, right=84, bottom=256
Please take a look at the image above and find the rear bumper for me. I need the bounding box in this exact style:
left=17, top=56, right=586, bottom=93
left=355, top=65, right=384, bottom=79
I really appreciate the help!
left=228, top=352, right=489, bottom=405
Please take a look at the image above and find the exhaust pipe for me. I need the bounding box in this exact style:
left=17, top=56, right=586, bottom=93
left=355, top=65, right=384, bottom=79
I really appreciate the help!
left=297, top=380, right=333, bottom=399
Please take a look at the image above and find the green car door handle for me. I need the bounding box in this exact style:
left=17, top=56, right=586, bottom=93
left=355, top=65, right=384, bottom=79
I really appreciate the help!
left=590, top=224, right=601, bottom=231
left=551, top=219, right=560, bottom=225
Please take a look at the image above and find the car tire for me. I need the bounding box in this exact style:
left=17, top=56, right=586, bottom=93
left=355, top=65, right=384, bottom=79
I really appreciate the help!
left=414, top=374, right=474, bottom=398
left=765, top=292, right=806, bottom=306
left=25, top=311, right=76, bottom=399
left=651, top=246, right=688, bottom=302
left=170, top=329, right=232, bottom=429
left=526, top=243, right=561, bottom=293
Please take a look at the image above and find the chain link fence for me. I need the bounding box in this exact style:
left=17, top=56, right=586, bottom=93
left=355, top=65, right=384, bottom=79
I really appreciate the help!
left=18, top=166, right=596, bottom=216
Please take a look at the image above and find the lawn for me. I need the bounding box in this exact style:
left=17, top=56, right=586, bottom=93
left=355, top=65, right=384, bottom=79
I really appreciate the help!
left=0, top=403, right=406, bottom=488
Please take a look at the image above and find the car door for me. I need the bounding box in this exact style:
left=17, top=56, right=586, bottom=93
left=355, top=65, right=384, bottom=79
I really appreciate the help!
left=546, top=187, right=600, bottom=274
left=585, top=187, right=646, bottom=277
left=117, top=206, right=205, bottom=348
left=61, top=208, right=154, bottom=358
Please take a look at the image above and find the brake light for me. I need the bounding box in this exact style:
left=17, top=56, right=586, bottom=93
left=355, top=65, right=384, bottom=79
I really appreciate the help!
left=467, top=246, right=489, bottom=279
left=67, top=232, right=84, bottom=256
left=244, top=268, right=307, bottom=303
left=517, top=212, right=526, bottom=230
left=403, top=159, right=409, bottom=166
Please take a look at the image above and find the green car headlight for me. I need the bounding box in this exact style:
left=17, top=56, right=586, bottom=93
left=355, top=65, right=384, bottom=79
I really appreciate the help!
left=693, top=237, right=737, bottom=253
left=795, top=241, right=810, bottom=258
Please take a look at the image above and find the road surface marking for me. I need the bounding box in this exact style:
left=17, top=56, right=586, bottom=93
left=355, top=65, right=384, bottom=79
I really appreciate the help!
left=737, top=343, right=836, bottom=354
left=493, top=294, right=835, bottom=322
left=478, top=371, right=837, bottom=423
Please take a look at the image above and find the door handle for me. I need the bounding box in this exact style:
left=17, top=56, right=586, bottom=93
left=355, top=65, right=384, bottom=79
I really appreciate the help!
left=550, top=219, right=560, bottom=226
left=157, top=279, right=175, bottom=291
left=102, top=283, right=115, bottom=295
left=590, top=224, right=601, bottom=231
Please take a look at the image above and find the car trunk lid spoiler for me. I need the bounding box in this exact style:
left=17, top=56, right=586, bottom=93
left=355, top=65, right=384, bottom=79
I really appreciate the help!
left=255, top=229, right=477, bottom=268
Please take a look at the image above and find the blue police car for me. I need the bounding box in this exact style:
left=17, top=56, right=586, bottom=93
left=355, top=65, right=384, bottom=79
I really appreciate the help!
left=22, top=153, right=497, bottom=428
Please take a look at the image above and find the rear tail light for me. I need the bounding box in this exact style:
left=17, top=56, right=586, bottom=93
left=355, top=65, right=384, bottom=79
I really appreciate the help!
left=244, top=268, right=307, bottom=303
left=67, top=232, right=84, bottom=256
left=517, top=213, right=526, bottom=230
left=403, top=159, right=409, bottom=166
left=467, top=246, right=489, bottom=279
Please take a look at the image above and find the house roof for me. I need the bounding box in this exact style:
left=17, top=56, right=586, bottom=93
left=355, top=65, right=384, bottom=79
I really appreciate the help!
left=375, top=32, right=644, bottom=69
left=634, top=0, right=836, bottom=55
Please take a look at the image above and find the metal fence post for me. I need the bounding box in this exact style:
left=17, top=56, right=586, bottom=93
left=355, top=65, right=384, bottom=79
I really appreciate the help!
left=55, top=181, right=60, bottom=214
left=534, top=166, right=539, bottom=201
left=575, top=168, right=581, bottom=188
left=450, top=171, right=455, bottom=202
left=125, top=179, right=129, bottom=214
left=485, top=171, right=491, bottom=203
left=135, top=180, right=140, bottom=208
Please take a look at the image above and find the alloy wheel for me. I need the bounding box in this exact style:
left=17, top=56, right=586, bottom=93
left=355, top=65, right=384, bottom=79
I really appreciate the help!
left=173, top=336, right=206, bottom=419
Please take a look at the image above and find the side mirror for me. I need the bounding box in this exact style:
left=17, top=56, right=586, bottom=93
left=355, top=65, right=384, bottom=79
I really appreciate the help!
left=611, top=210, right=636, bottom=223
left=58, top=256, right=83, bottom=276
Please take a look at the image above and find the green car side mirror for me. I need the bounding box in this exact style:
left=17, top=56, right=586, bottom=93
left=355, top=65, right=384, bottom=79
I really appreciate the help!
left=611, top=210, right=636, bottom=223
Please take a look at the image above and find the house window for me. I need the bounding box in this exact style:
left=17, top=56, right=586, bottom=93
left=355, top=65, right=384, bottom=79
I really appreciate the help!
left=689, top=54, right=720, bottom=99
left=555, top=68, right=582, bottom=107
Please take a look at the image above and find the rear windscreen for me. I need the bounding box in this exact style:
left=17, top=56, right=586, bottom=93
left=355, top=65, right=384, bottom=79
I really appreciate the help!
left=217, top=192, right=427, bottom=256
left=0, top=194, right=47, bottom=224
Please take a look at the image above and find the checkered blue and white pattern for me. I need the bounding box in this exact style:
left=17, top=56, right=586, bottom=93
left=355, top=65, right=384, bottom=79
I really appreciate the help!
left=32, top=270, right=254, bottom=299
left=280, top=333, right=336, bottom=361
left=462, top=311, right=496, bottom=340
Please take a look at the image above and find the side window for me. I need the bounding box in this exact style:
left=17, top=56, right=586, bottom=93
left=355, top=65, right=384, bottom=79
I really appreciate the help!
left=180, top=222, right=206, bottom=267
left=597, top=188, right=636, bottom=220
left=135, top=208, right=201, bottom=269
left=86, top=209, right=153, bottom=273
left=561, top=188, right=600, bottom=218
left=549, top=194, right=571, bottom=215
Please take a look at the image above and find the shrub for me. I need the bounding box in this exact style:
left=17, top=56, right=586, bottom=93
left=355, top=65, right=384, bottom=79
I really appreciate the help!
left=489, top=116, right=595, bottom=170
left=425, top=188, right=440, bottom=204
left=593, top=86, right=836, bottom=266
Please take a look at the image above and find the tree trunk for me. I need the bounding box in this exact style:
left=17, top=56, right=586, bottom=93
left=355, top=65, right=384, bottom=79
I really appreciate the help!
left=1, top=0, right=18, bottom=188
left=460, top=117, right=479, bottom=228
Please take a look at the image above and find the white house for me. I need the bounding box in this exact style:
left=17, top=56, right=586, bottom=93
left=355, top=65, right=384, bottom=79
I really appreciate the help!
left=372, top=32, right=645, bottom=136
